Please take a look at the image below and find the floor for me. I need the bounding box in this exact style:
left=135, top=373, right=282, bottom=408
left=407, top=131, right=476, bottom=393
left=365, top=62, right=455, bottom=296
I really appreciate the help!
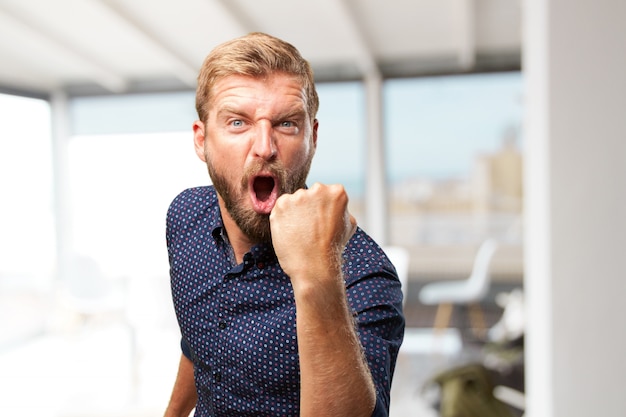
left=0, top=281, right=522, bottom=416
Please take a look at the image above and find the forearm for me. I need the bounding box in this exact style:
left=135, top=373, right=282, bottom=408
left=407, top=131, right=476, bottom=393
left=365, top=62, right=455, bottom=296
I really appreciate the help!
left=270, top=184, right=376, bottom=415
left=164, top=354, right=197, bottom=417
left=294, top=269, right=376, bottom=417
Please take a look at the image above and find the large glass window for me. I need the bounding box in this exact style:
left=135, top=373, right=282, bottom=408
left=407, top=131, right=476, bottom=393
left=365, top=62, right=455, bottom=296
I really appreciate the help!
left=384, top=72, right=524, bottom=330
left=66, top=84, right=366, bottom=277
left=0, top=93, right=54, bottom=344
left=307, top=81, right=366, bottom=220
left=1, top=75, right=524, bottom=415
left=67, top=132, right=207, bottom=279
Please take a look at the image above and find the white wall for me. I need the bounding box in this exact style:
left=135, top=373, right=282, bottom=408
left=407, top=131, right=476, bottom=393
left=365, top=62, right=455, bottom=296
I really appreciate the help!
left=524, top=1, right=626, bottom=416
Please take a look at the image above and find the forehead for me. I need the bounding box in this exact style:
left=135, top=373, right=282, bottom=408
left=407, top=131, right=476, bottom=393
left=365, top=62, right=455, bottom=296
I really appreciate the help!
left=209, top=73, right=308, bottom=113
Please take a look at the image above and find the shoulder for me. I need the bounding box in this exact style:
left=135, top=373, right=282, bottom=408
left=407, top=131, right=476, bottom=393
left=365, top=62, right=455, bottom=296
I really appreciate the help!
left=343, top=229, right=405, bottom=336
left=166, top=186, right=219, bottom=236
left=167, top=186, right=217, bottom=218
left=343, top=228, right=397, bottom=284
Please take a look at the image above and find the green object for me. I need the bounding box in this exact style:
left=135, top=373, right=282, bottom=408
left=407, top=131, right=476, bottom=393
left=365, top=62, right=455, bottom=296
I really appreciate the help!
left=431, top=364, right=515, bottom=417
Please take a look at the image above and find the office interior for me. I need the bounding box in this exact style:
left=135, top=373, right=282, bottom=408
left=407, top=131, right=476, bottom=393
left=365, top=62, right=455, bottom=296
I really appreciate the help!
left=1, top=1, right=624, bottom=416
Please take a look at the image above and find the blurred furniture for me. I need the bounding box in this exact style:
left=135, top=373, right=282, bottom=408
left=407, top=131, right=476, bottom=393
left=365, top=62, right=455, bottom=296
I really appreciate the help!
left=383, top=246, right=410, bottom=306
left=418, top=239, right=499, bottom=337
left=426, top=363, right=517, bottom=417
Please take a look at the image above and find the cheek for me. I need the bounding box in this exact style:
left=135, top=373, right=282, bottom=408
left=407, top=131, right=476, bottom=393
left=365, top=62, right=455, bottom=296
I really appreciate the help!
left=290, top=139, right=315, bottom=166
left=213, top=148, right=253, bottom=186
left=208, top=138, right=241, bottom=166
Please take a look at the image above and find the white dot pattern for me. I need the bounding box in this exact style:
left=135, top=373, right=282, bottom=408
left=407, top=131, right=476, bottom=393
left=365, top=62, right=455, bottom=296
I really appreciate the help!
left=167, top=186, right=405, bottom=416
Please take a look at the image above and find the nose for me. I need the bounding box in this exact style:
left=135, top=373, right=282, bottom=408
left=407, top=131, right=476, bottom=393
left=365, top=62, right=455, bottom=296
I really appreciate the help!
left=251, top=121, right=277, bottom=160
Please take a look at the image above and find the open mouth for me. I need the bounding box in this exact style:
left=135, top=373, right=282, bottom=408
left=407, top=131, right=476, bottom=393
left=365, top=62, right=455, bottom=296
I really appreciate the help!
left=249, top=175, right=279, bottom=214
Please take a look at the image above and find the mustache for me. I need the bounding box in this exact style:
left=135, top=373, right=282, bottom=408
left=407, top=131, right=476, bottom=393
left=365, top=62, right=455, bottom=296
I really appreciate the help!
left=241, top=160, right=287, bottom=189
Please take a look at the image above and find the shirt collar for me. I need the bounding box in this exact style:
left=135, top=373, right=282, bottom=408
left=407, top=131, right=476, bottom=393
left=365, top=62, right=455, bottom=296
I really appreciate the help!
left=205, top=188, right=276, bottom=265
left=201, top=186, right=225, bottom=243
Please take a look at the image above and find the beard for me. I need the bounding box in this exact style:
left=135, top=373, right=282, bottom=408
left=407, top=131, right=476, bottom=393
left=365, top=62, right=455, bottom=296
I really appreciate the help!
left=207, top=156, right=312, bottom=244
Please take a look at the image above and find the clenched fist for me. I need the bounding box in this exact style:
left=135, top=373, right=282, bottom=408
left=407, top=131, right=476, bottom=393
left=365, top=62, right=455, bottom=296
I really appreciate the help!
left=269, top=183, right=356, bottom=291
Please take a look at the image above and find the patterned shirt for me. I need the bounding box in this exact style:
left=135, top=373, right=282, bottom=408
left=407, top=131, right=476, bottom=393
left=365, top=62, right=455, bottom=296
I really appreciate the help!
left=167, top=186, right=405, bottom=416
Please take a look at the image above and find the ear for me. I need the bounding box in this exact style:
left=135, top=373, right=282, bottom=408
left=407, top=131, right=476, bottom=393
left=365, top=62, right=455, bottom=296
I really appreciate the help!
left=193, top=120, right=207, bottom=162
left=311, top=119, right=319, bottom=149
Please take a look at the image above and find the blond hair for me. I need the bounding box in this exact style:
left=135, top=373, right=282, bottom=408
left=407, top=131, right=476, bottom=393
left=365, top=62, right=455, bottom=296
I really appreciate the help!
left=195, top=32, right=319, bottom=123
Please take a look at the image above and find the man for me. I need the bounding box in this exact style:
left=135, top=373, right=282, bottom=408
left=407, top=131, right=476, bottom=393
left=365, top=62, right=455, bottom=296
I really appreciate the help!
left=164, top=32, right=404, bottom=417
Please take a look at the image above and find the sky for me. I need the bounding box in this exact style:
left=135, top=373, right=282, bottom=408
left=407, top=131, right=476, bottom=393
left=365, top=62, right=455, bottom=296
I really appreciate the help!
left=309, top=71, right=523, bottom=195
left=384, top=72, right=523, bottom=181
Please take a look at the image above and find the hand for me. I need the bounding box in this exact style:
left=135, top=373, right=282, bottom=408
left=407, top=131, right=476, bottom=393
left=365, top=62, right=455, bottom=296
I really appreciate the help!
left=269, top=183, right=356, bottom=287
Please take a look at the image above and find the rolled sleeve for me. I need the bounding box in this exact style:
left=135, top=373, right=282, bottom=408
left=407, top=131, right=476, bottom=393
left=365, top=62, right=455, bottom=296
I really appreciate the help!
left=180, top=337, right=192, bottom=360
left=371, top=396, right=388, bottom=417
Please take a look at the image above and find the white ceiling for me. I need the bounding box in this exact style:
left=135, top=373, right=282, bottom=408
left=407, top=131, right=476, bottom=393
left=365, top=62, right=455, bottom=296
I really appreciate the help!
left=0, top=0, right=521, bottom=97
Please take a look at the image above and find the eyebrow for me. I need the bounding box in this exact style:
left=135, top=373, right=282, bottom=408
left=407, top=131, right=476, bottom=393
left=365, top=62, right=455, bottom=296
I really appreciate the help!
left=273, top=107, right=307, bottom=122
left=215, top=104, right=307, bottom=122
left=215, top=104, right=247, bottom=118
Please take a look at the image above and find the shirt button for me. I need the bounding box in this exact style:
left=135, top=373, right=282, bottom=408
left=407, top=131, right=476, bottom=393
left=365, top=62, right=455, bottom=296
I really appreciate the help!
left=214, top=372, right=222, bottom=382
left=218, top=321, right=227, bottom=329
left=257, top=262, right=265, bottom=269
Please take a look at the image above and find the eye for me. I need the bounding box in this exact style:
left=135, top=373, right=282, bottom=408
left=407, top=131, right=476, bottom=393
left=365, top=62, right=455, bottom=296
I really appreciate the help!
left=231, top=119, right=244, bottom=127
left=276, top=120, right=300, bottom=135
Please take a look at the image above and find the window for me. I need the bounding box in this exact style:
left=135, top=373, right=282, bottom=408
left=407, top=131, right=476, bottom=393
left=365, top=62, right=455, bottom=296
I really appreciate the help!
left=0, top=93, right=54, bottom=345
left=385, top=72, right=523, bottom=246
left=0, top=93, right=54, bottom=286
left=384, top=72, right=524, bottom=287
left=66, top=84, right=367, bottom=276
left=308, top=81, right=366, bottom=220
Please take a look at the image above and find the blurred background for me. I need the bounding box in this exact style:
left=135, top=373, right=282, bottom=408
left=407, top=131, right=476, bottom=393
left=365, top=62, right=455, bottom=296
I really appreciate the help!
left=1, top=1, right=624, bottom=416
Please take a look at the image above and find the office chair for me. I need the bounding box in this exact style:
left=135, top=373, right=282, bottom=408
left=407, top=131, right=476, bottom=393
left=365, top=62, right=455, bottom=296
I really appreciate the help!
left=418, top=239, right=499, bottom=338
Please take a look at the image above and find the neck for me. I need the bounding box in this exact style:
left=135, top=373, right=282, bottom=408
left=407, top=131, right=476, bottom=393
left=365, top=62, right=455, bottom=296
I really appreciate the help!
left=218, top=199, right=254, bottom=264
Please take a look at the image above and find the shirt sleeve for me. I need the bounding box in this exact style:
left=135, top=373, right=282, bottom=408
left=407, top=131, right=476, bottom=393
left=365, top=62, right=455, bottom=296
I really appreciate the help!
left=343, top=234, right=406, bottom=415
left=371, top=397, right=388, bottom=417
left=181, top=337, right=192, bottom=360
left=353, top=280, right=404, bottom=414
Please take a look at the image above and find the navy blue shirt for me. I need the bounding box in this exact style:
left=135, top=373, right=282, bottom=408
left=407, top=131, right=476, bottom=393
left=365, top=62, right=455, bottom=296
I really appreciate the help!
left=167, top=186, right=405, bottom=416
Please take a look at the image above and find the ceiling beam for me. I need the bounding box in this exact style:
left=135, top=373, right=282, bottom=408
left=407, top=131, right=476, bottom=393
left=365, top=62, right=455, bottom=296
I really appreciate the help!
left=331, top=0, right=380, bottom=78
left=0, top=2, right=127, bottom=93
left=96, top=0, right=198, bottom=88
left=458, top=0, right=477, bottom=69
left=212, top=0, right=256, bottom=33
